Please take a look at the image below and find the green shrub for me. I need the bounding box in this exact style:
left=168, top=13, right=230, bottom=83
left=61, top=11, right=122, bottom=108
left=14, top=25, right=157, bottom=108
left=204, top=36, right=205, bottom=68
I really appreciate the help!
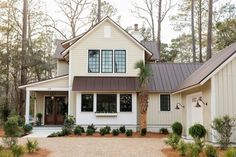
left=119, top=126, right=126, bottom=133
left=99, top=128, right=107, bottom=136
left=177, top=140, right=188, bottom=156
left=0, top=105, right=11, bottom=122
left=172, top=122, right=183, bottom=136
left=17, top=117, right=25, bottom=127
left=186, top=143, right=201, bottom=157
left=48, top=132, right=60, bottom=137
left=126, top=129, right=133, bottom=137
left=11, top=145, right=25, bottom=157
left=189, top=124, right=207, bottom=140
left=104, top=126, right=111, bottom=134
left=86, top=128, right=94, bottom=136
left=4, top=116, right=22, bottom=137
left=141, top=128, right=147, bottom=136
left=74, top=126, right=84, bottom=135
left=211, top=115, right=236, bottom=150
left=61, top=127, right=71, bottom=136
left=23, top=124, right=32, bottom=134
left=64, top=115, right=75, bottom=132
left=36, top=113, right=42, bottom=126
left=225, top=148, right=236, bottom=157
left=160, top=128, right=169, bottom=134
left=74, top=125, right=85, bottom=133
left=204, top=145, right=218, bottom=157
left=26, top=139, right=39, bottom=153
left=112, top=129, right=119, bottom=136
left=164, top=134, right=181, bottom=149
left=87, top=124, right=96, bottom=133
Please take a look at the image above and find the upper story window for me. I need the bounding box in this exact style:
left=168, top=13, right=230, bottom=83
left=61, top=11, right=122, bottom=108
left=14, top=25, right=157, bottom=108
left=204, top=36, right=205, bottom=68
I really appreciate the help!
left=88, top=50, right=100, bottom=73
left=101, top=50, right=113, bottom=73
left=160, top=94, right=171, bottom=111
left=114, top=50, right=126, bottom=73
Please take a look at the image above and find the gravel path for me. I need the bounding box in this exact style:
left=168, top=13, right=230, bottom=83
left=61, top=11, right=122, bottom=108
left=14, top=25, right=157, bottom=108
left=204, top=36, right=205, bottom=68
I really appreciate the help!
left=18, top=137, right=166, bottom=157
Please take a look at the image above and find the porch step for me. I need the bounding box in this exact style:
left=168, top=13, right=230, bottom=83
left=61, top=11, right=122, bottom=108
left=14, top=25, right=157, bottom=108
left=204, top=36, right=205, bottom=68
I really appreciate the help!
left=33, top=126, right=62, bottom=131
left=22, top=126, right=62, bottom=138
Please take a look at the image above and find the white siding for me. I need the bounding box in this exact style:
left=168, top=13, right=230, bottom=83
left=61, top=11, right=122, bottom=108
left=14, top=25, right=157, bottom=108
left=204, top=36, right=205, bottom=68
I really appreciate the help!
left=57, top=60, right=69, bottom=76
left=147, top=93, right=183, bottom=132
left=214, top=57, right=236, bottom=142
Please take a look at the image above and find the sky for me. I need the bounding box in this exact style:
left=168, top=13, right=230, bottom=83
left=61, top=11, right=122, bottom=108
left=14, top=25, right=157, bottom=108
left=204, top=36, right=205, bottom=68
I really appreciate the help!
left=42, top=0, right=234, bottom=43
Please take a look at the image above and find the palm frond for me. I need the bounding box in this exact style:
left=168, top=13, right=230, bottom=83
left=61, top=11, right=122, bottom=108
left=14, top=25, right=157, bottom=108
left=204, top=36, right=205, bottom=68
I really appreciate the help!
left=134, top=60, right=150, bottom=88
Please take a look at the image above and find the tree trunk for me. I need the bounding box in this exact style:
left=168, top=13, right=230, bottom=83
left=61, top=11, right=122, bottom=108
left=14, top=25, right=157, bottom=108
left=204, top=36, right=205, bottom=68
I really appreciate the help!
left=206, top=0, right=213, bottom=60
left=191, top=0, right=196, bottom=62
left=6, top=4, right=10, bottom=107
left=139, top=91, right=148, bottom=130
left=97, top=0, right=101, bottom=22
left=19, top=0, right=28, bottom=116
left=198, top=0, right=202, bottom=62
left=157, top=0, right=162, bottom=57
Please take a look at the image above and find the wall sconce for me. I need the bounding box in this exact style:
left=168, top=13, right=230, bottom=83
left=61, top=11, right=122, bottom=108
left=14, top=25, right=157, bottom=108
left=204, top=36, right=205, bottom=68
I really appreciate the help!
left=49, top=91, right=54, bottom=100
left=175, top=103, right=184, bottom=110
left=195, top=97, right=207, bottom=108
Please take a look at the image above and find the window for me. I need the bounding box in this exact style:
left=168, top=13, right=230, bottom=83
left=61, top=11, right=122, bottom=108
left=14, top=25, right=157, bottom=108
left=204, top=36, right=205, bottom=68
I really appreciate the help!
left=81, top=94, right=93, bottom=112
left=88, top=50, right=100, bottom=73
left=97, top=94, right=117, bottom=113
left=160, top=95, right=171, bottom=111
left=114, top=50, right=126, bottom=73
left=101, top=50, right=113, bottom=73
left=120, top=94, right=132, bottom=112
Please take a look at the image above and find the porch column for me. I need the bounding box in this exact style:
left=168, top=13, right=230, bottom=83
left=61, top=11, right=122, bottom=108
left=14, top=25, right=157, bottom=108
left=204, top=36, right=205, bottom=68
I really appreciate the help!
left=211, top=75, right=217, bottom=143
left=76, top=93, right=81, bottom=124
left=25, top=90, right=30, bottom=124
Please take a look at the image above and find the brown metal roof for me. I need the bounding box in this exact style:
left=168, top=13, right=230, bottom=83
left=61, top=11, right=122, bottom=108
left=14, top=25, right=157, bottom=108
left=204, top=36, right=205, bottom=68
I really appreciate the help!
left=53, top=39, right=65, bottom=59
left=141, top=41, right=160, bottom=61
left=148, top=63, right=202, bottom=92
left=175, top=42, right=236, bottom=92
left=72, top=76, right=139, bottom=91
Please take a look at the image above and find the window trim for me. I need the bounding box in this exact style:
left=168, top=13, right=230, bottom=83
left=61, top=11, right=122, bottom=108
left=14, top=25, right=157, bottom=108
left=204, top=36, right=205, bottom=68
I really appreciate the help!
left=159, top=94, right=171, bottom=112
left=101, top=49, right=113, bottom=73
left=119, top=93, right=132, bottom=112
left=81, top=94, right=94, bottom=112
left=114, top=50, right=126, bottom=73
left=88, top=49, right=100, bottom=73
left=96, top=93, right=117, bottom=113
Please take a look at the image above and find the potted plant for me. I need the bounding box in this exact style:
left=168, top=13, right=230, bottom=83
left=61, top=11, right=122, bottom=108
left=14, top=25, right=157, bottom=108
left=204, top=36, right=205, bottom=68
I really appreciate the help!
left=36, top=113, right=42, bottom=126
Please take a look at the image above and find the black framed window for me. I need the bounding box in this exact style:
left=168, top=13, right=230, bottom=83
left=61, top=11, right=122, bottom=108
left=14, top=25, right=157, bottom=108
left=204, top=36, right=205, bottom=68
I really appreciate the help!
left=160, top=95, right=171, bottom=111
left=120, top=94, right=132, bottom=112
left=81, top=94, right=93, bottom=112
left=97, top=94, right=117, bottom=113
left=114, top=50, right=126, bottom=73
left=88, top=50, right=100, bottom=73
left=101, top=50, right=113, bottom=73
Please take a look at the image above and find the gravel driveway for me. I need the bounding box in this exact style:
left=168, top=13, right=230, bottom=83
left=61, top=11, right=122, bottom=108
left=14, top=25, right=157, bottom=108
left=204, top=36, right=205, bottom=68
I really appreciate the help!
left=19, top=137, right=166, bottom=157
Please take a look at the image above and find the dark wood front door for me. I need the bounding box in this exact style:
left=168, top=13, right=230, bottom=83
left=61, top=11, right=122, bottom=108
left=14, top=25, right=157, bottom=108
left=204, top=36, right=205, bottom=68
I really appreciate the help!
left=45, top=96, right=68, bottom=125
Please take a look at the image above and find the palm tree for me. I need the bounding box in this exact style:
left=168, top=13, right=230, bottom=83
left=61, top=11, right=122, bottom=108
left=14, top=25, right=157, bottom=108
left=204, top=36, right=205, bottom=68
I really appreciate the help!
left=135, top=60, right=150, bottom=131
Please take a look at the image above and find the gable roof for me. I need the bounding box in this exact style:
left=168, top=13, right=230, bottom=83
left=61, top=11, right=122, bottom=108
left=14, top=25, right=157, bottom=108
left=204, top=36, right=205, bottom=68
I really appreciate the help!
left=174, top=42, right=236, bottom=93
left=53, top=39, right=65, bottom=60
left=141, top=41, right=160, bottom=61
left=60, top=16, right=153, bottom=58
left=148, top=63, right=202, bottom=92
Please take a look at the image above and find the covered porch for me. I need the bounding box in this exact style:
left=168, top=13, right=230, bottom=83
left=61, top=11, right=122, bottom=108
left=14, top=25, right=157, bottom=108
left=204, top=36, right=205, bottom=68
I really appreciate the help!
left=19, top=75, right=69, bottom=125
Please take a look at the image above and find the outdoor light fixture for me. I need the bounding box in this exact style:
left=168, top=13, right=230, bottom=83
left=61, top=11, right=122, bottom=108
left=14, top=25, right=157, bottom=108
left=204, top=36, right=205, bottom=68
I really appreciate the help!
left=50, top=91, right=54, bottom=100
left=195, top=97, right=207, bottom=108
left=175, top=103, right=184, bottom=110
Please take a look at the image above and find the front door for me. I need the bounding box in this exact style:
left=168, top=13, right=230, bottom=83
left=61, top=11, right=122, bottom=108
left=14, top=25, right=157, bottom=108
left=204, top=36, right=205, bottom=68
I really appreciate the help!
left=186, top=92, right=203, bottom=139
left=45, top=96, right=68, bottom=125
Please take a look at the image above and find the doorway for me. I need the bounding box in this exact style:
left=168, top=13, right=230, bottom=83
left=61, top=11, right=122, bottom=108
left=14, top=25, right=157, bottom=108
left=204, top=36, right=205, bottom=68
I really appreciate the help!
left=45, top=96, right=68, bottom=125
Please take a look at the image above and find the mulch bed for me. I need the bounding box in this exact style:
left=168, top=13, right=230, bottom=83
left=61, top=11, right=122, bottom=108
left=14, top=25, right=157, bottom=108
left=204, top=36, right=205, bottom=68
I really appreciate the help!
left=161, top=147, right=226, bottom=157
left=24, top=149, right=51, bottom=157
left=55, top=132, right=168, bottom=138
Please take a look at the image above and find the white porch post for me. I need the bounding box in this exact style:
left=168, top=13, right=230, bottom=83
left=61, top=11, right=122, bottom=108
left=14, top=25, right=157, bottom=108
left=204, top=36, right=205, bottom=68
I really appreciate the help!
left=25, top=90, right=30, bottom=124
left=76, top=93, right=81, bottom=124
left=211, top=75, right=217, bottom=143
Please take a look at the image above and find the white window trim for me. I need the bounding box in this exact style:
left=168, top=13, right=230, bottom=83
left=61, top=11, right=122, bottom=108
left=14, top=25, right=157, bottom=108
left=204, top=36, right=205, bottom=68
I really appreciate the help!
left=159, top=94, right=171, bottom=112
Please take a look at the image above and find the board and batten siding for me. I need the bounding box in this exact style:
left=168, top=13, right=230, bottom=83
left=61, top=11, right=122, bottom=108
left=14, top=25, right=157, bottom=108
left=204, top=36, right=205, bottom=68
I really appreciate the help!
left=214, top=57, right=236, bottom=142
left=57, top=60, right=69, bottom=76
left=147, top=93, right=183, bottom=132
left=180, top=81, right=212, bottom=141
